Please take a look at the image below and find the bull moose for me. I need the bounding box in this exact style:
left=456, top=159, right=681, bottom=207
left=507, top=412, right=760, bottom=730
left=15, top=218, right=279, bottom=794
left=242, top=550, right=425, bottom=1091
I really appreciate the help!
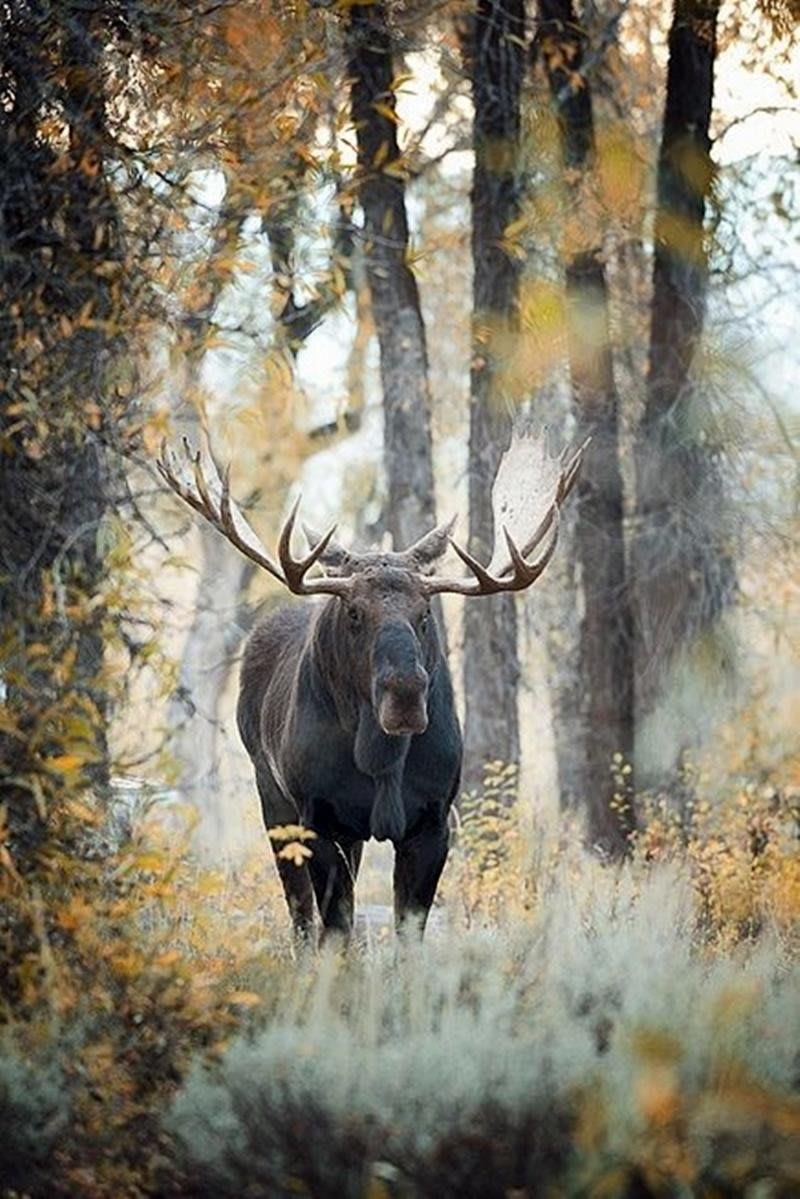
left=157, top=428, right=584, bottom=941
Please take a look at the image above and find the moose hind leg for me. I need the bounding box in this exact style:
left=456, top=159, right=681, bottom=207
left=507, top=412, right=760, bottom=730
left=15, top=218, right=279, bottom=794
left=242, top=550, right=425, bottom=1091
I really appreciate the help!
left=393, top=817, right=449, bottom=938
left=307, top=835, right=356, bottom=943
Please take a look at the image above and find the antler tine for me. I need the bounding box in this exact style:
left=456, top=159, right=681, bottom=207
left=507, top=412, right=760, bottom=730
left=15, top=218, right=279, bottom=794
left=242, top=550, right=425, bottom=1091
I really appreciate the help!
left=503, top=525, right=540, bottom=584
left=157, top=439, right=286, bottom=584
left=514, top=503, right=556, bottom=566
left=475, top=506, right=560, bottom=595
left=157, top=439, right=354, bottom=597
left=277, top=496, right=352, bottom=597
left=187, top=439, right=216, bottom=514
left=276, top=495, right=302, bottom=585
left=558, top=436, right=590, bottom=503
left=423, top=425, right=577, bottom=597
left=157, top=440, right=205, bottom=518
left=447, top=536, right=501, bottom=591
left=303, top=522, right=341, bottom=570
left=423, top=518, right=556, bottom=597
left=218, top=463, right=234, bottom=533
left=516, top=504, right=561, bottom=584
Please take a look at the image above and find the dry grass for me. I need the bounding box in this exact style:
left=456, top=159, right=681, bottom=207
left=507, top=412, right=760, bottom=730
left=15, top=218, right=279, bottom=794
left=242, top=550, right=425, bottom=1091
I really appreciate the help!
left=2, top=760, right=799, bottom=1196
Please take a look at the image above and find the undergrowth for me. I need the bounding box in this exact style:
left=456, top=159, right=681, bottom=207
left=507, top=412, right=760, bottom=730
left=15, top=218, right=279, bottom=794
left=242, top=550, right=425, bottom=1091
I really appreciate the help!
left=169, top=864, right=800, bottom=1197
left=0, top=760, right=798, bottom=1196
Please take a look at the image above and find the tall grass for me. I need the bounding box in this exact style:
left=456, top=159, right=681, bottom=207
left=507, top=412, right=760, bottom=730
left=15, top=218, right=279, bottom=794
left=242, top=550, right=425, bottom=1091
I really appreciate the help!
left=168, top=859, right=800, bottom=1197
left=2, top=768, right=797, bottom=1195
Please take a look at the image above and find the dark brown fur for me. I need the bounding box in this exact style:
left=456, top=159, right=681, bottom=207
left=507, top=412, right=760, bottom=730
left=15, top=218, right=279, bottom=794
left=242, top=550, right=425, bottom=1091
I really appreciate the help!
left=237, top=557, right=462, bottom=942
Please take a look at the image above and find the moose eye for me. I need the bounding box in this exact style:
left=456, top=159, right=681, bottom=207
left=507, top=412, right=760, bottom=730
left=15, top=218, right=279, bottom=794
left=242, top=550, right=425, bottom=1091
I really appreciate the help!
left=347, top=605, right=361, bottom=626
left=419, top=609, right=430, bottom=630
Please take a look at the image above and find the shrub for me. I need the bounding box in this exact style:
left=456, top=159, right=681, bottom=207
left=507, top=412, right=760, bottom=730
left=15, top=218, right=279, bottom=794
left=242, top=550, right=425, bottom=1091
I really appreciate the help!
left=168, top=863, right=800, bottom=1197
left=0, top=1048, right=69, bottom=1192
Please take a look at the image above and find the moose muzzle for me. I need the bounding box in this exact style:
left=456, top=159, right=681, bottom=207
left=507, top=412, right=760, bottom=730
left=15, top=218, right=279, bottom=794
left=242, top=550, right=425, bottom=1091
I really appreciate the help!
left=372, top=622, right=429, bottom=737
left=377, top=670, right=429, bottom=737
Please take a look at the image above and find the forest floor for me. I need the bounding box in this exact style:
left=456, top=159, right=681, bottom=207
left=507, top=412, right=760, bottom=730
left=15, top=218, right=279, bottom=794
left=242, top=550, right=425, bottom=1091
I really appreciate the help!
left=3, top=766, right=799, bottom=1198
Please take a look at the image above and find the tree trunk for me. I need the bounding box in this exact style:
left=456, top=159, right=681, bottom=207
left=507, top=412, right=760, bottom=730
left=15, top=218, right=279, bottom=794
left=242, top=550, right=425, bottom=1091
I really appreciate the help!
left=631, top=0, right=733, bottom=784
left=347, top=1, right=437, bottom=550
left=0, top=8, right=119, bottom=851
left=462, top=0, right=525, bottom=799
left=59, top=16, right=123, bottom=786
left=166, top=361, right=257, bottom=855
left=166, top=522, right=257, bottom=853
left=538, top=0, right=635, bottom=855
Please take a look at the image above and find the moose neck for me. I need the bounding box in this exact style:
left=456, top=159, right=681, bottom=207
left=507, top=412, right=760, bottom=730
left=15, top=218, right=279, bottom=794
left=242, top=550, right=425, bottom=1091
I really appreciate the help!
left=353, top=700, right=409, bottom=774
left=353, top=704, right=410, bottom=841
left=307, top=600, right=415, bottom=843
left=306, top=599, right=366, bottom=728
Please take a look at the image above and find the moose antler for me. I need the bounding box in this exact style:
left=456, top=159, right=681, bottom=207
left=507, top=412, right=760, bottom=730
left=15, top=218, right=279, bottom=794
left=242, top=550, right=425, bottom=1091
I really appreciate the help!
left=276, top=495, right=352, bottom=596
left=422, top=428, right=588, bottom=598
left=157, top=428, right=584, bottom=601
left=156, top=439, right=353, bottom=598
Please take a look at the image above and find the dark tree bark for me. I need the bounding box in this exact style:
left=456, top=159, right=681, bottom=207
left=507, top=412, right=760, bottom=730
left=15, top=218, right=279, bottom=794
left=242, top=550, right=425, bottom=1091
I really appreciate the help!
left=0, top=12, right=113, bottom=629
left=631, top=0, right=733, bottom=779
left=0, top=7, right=121, bottom=848
left=538, top=1, right=635, bottom=855
left=59, top=17, right=122, bottom=768
left=462, top=0, right=525, bottom=798
left=347, top=2, right=437, bottom=550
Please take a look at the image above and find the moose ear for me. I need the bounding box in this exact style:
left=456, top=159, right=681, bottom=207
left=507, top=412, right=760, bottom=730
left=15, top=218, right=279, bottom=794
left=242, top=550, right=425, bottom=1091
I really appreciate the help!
left=303, top=523, right=351, bottom=573
left=402, top=517, right=456, bottom=570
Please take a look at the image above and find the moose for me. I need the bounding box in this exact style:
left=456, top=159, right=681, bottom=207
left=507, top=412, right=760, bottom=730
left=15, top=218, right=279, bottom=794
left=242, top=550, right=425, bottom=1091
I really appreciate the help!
left=157, top=428, right=584, bottom=941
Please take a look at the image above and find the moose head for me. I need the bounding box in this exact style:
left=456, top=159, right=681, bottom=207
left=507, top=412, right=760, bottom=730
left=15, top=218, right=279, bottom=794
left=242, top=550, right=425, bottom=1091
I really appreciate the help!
left=156, top=429, right=586, bottom=745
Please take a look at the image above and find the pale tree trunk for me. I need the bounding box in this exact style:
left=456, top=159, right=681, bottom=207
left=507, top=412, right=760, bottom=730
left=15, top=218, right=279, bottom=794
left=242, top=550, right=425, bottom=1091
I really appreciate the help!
left=538, top=0, right=635, bottom=856
left=166, top=369, right=257, bottom=855
left=166, top=529, right=256, bottom=852
left=347, top=1, right=437, bottom=550
left=163, top=197, right=257, bottom=854
left=631, top=0, right=733, bottom=786
left=462, top=0, right=525, bottom=798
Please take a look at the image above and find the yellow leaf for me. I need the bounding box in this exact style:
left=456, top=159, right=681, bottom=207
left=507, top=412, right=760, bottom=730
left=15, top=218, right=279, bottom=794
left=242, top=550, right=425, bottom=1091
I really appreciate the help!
left=66, top=799, right=99, bottom=824
left=278, top=842, right=313, bottom=867
left=57, top=895, right=94, bottom=931
left=226, top=991, right=263, bottom=1008
left=45, top=754, right=84, bottom=774
left=154, top=949, right=183, bottom=969
left=268, top=824, right=316, bottom=842
left=372, top=101, right=398, bottom=125
left=132, top=852, right=166, bottom=872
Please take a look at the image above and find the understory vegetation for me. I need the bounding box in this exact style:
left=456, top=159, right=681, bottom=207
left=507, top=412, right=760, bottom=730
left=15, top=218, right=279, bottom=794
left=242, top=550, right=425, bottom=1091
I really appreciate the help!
left=2, top=762, right=798, bottom=1197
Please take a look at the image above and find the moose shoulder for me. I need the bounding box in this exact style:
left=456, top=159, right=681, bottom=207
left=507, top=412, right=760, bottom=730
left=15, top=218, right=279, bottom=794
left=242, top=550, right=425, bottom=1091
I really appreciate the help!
left=157, top=429, right=585, bottom=942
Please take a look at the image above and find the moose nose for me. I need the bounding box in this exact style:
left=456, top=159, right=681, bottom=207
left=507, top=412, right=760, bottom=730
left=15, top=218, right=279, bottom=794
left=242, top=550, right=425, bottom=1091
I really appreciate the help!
left=385, top=668, right=428, bottom=700
left=376, top=667, right=429, bottom=737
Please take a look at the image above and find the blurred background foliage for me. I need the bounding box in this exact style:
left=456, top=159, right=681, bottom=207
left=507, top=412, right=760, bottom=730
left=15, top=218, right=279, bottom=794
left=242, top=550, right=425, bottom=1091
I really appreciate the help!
left=0, top=0, right=798, bottom=1193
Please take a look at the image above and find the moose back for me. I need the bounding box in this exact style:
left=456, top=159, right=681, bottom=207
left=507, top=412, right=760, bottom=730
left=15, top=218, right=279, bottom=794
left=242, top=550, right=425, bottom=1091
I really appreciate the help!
left=157, top=429, right=584, bottom=940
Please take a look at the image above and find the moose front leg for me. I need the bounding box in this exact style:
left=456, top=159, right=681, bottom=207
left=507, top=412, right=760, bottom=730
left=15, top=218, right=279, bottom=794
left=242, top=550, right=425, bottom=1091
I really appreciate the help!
left=393, top=816, right=449, bottom=937
left=307, top=833, right=357, bottom=943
